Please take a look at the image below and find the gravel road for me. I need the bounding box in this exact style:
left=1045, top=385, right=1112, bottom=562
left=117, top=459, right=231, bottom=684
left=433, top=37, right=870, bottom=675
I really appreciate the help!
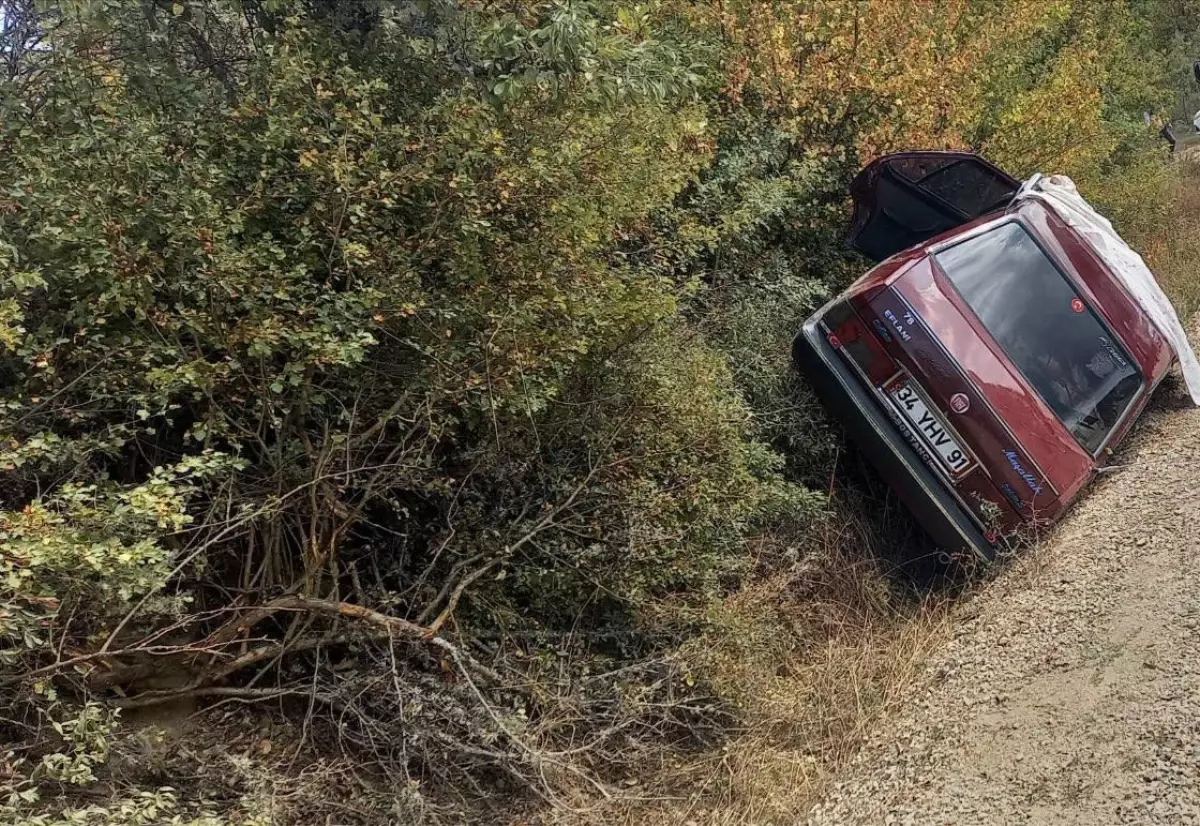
left=807, top=377, right=1200, bottom=825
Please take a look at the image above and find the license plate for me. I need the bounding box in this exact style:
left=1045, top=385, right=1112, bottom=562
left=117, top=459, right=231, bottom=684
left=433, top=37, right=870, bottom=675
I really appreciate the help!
left=885, top=379, right=972, bottom=476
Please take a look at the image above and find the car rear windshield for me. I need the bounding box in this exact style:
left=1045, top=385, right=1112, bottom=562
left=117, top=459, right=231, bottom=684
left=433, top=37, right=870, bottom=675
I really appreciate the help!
left=934, top=221, right=1142, bottom=455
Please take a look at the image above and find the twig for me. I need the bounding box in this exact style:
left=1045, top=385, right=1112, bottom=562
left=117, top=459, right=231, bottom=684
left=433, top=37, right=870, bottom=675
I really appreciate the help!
left=1, top=643, right=226, bottom=688
left=415, top=548, right=485, bottom=625
left=426, top=558, right=501, bottom=634
left=114, top=686, right=337, bottom=711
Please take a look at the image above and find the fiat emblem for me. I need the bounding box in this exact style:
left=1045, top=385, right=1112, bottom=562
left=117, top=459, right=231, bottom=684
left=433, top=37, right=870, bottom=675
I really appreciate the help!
left=1070, top=297, right=1084, bottom=313
left=950, top=393, right=970, bottom=414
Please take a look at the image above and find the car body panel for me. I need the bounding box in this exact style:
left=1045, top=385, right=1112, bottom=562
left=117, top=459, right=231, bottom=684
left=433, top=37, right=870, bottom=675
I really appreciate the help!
left=792, top=311, right=997, bottom=559
left=866, top=279, right=1069, bottom=518
left=889, top=259, right=1085, bottom=499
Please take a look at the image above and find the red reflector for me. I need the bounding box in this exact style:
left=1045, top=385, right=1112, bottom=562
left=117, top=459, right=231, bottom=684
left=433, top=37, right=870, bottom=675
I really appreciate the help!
left=827, top=333, right=842, bottom=348
left=1070, top=297, right=1084, bottom=313
left=984, top=529, right=999, bottom=544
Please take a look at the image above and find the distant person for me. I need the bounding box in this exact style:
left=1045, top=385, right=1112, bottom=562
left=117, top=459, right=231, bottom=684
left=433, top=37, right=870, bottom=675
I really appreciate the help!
left=1161, top=122, right=1177, bottom=153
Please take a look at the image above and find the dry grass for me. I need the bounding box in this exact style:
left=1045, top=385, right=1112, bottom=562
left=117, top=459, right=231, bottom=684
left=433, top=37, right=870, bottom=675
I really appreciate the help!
left=561, top=509, right=956, bottom=826
left=671, top=600, right=950, bottom=826
left=1141, top=158, right=1200, bottom=318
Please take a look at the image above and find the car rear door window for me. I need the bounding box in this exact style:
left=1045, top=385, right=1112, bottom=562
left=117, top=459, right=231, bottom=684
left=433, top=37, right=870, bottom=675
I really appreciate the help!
left=934, top=221, right=1142, bottom=455
left=848, top=153, right=1020, bottom=262
left=917, top=162, right=1019, bottom=216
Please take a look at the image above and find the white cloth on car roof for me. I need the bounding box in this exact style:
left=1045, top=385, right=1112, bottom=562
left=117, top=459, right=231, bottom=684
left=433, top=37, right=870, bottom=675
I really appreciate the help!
left=1015, top=173, right=1200, bottom=406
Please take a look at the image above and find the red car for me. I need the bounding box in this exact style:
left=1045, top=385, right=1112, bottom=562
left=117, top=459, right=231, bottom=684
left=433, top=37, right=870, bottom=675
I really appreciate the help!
left=793, top=151, right=1174, bottom=561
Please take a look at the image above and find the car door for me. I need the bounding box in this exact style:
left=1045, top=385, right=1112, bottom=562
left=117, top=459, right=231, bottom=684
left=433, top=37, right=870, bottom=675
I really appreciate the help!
left=848, top=151, right=1020, bottom=262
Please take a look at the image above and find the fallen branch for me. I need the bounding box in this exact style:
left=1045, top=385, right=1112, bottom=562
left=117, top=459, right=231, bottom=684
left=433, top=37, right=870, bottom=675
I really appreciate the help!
left=106, top=595, right=507, bottom=711
left=114, top=686, right=340, bottom=711
left=203, top=633, right=368, bottom=685
left=265, top=596, right=505, bottom=684
left=1, top=643, right=230, bottom=688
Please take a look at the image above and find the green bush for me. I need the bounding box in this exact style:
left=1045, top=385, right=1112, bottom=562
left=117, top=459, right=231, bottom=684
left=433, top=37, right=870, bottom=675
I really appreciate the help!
left=0, top=0, right=1191, bottom=822
left=0, top=5, right=803, bottom=812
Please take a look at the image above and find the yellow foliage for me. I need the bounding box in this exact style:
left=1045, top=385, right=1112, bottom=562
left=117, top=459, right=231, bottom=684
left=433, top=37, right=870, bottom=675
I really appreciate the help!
left=678, top=0, right=1143, bottom=176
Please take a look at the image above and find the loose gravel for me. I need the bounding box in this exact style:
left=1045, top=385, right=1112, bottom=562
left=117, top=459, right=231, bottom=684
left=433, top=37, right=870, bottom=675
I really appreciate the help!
left=807, top=378, right=1200, bottom=826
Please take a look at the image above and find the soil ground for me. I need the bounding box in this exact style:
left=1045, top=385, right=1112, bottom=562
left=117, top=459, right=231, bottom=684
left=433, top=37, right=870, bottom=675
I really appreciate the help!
left=807, top=374, right=1200, bottom=825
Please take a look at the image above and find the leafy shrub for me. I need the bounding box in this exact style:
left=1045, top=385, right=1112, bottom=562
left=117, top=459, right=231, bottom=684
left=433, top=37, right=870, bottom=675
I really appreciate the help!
left=0, top=0, right=1189, bottom=823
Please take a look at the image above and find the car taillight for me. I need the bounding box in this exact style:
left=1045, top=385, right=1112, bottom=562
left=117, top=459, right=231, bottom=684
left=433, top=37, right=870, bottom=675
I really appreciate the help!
left=822, top=299, right=896, bottom=384
left=822, top=297, right=858, bottom=331
left=841, top=334, right=880, bottom=373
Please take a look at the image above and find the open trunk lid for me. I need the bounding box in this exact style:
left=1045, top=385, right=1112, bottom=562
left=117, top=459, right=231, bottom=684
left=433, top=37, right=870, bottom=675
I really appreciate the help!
left=848, top=152, right=1020, bottom=262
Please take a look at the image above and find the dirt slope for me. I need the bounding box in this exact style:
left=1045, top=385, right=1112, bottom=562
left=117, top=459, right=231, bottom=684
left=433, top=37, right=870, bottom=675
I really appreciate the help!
left=807, top=378, right=1200, bottom=826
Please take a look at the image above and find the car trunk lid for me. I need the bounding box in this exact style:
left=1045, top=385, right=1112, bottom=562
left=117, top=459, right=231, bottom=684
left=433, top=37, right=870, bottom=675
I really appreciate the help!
left=848, top=152, right=1020, bottom=262
left=821, top=284, right=1052, bottom=533
left=864, top=259, right=1095, bottom=517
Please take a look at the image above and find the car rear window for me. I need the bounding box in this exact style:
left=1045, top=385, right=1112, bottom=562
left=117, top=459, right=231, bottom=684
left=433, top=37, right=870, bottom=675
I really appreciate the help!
left=934, top=221, right=1142, bottom=455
